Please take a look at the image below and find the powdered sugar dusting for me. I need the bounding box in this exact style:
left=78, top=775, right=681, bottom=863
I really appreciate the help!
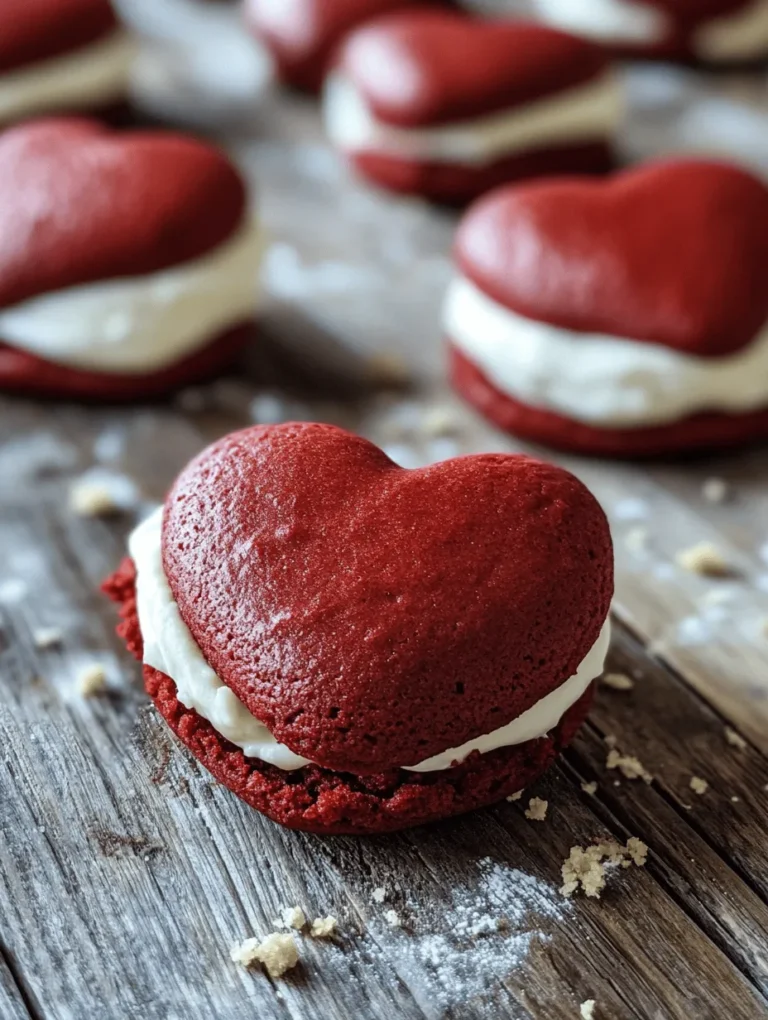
left=362, top=858, right=568, bottom=1017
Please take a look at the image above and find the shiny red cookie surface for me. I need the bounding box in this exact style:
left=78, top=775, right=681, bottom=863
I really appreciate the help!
left=160, top=423, right=612, bottom=775
left=0, top=119, right=246, bottom=310
left=338, top=12, right=610, bottom=126
left=0, top=0, right=118, bottom=74
left=455, top=159, right=768, bottom=358
left=244, top=0, right=439, bottom=93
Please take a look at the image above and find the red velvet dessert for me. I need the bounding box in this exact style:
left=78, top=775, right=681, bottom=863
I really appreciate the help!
left=445, top=159, right=768, bottom=457
left=323, top=11, right=621, bottom=204
left=105, top=423, right=614, bottom=834
left=243, top=0, right=441, bottom=93
left=0, top=0, right=134, bottom=127
left=533, top=0, right=768, bottom=65
left=0, top=119, right=261, bottom=401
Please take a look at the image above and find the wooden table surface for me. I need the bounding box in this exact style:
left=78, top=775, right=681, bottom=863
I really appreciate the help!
left=2, top=5, right=768, bottom=1019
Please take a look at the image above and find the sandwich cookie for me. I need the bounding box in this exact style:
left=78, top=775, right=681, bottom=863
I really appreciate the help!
left=105, top=423, right=613, bottom=834
left=445, top=159, right=768, bottom=456
left=323, top=11, right=621, bottom=203
left=533, top=0, right=768, bottom=65
left=0, top=119, right=262, bottom=400
left=0, top=0, right=135, bottom=127
left=244, top=0, right=442, bottom=93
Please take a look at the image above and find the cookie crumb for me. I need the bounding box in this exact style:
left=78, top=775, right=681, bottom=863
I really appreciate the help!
left=371, top=887, right=386, bottom=904
left=581, top=782, right=598, bottom=796
left=580, top=1000, right=596, bottom=1020
left=676, top=542, right=729, bottom=577
left=78, top=664, right=107, bottom=698
left=561, top=838, right=648, bottom=899
left=690, top=777, right=708, bottom=795
left=368, top=352, right=409, bottom=386
left=524, top=797, right=548, bottom=822
left=420, top=406, right=458, bottom=437
left=602, top=672, right=634, bottom=691
left=606, top=749, right=653, bottom=783
left=506, top=790, right=524, bottom=802
left=230, top=933, right=298, bottom=978
left=310, top=916, right=338, bottom=938
left=281, top=906, right=306, bottom=930
left=702, top=478, right=728, bottom=503
left=33, top=627, right=63, bottom=650
left=731, top=795, right=741, bottom=803
left=384, top=909, right=401, bottom=928
left=724, top=726, right=747, bottom=751
left=604, top=734, right=618, bottom=749
left=626, top=837, right=649, bottom=867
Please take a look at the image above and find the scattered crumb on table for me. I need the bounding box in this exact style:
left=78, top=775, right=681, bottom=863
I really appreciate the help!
left=33, top=627, right=63, bottom=650
left=580, top=1000, right=596, bottom=1019
left=606, top=749, right=653, bottom=783
left=602, top=672, right=634, bottom=691
left=690, top=777, right=709, bottom=796
left=230, top=933, right=298, bottom=978
left=702, top=478, right=729, bottom=503
left=581, top=782, right=598, bottom=796
left=77, top=664, right=107, bottom=698
left=724, top=726, right=747, bottom=750
left=675, top=542, right=729, bottom=577
left=506, top=790, right=523, bottom=802
left=524, top=797, right=548, bottom=822
left=281, top=906, right=306, bottom=930
left=384, top=909, right=401, bottom=928
left=371, top=887, right=386, bottom=904
left=310, top=916, right=338, bottom=938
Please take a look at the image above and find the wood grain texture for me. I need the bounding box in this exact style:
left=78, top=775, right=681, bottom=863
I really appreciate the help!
left=2, top=4, right=768, bottom=1018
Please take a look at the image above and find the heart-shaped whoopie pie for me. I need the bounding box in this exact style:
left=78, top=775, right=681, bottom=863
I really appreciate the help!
left=244, top=0, right=444, bottom=92
left=447, top=159, right=768, bottom=456
left=0, top=0, right=118, bottom=73
left=325, top=10, right=618, bottom=201
left=456, top=160, right=768, bottom=357
left=0, top=119, right=245, bottom=309
left=161, top=423, right=613, bottom=776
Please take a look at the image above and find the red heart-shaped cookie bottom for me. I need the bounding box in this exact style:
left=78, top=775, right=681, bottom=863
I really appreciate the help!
left=457, top=159, right=768, bottom=358
left=161, top=423, right=612, bottom=774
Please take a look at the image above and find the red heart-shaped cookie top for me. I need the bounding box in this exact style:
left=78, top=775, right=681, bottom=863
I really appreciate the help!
left=0, top=0, right=118, bottom=73
left=456, top=159, right=768, bottom=358
left=338, top=12, right=609, bottom=127
left=162, top=423, right=613, bottom=774
left=0, top=120, right=246, bottom=309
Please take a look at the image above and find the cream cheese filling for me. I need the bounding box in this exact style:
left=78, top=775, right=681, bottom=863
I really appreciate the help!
left=0, top=220, right=262, bottom=374
left=322, top=71, right=622, bottom=167
left=445, top=275, right=768, bottom=428
left=129, top=506, right=610, bottom=773
left=0, top=31, right=135, bottom=126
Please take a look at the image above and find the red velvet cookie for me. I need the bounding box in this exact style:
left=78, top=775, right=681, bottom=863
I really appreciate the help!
left=0, top=0, right=134, bottom=126
left=244, top=0, right=442, bottom=93
left=104, top=422, right=613, bottom=834
left=445, top=159, right=768, bottom=457
left=0, top=119, right=261, bottom=401
left=533, top=0, right=768, bottom=65
left=323, top=11, right=620, bottom=204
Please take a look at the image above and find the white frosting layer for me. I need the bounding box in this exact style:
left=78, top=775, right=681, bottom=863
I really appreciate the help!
left=445, top=275, right=768, bottom=427
left=697, top=1, right=768, bottom=61
left=0, top=31, right=135, bottom=126
left=322, top=72, right=622, bottom=167
left=535, top=0, right=768, bottom=61
left=130, top=506, right=610, bottom=773
left=0, top=221, right=262, bottom=373
left=533, top=0, right=667, bottom=44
